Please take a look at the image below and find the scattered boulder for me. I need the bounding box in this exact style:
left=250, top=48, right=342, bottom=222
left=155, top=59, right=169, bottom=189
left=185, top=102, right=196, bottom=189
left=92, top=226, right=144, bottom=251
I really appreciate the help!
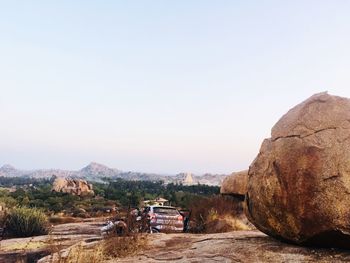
left=52, top=178, right=94, bottom=196
left=245, top=92, right=350, bottom=248
left=220, top=170, right=248, bottom=200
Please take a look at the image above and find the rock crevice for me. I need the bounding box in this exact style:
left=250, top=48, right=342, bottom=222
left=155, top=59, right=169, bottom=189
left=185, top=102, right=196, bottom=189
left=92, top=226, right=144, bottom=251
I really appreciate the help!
left=272, top=127, right=338, bottom=142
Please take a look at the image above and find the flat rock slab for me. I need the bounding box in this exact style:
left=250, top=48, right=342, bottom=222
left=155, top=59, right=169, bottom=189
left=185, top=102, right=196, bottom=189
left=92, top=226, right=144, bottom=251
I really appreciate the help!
left=0, top=218, right=104, bottom=263
left=112, top=231, right=350, bottom=263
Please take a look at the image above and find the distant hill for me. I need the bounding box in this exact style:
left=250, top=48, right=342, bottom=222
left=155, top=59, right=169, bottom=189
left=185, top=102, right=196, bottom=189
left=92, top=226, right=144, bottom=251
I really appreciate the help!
left=79, top=162, right=120, bottom=179
left=0, top=164, right=22, bottom=177
left=0, top=162, right=227, bottom=186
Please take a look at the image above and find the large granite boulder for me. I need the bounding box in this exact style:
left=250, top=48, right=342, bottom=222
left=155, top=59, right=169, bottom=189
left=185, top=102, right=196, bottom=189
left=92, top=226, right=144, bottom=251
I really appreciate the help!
left=246, top=92, right=350, bottom=248
left=52, top=178, right=94, bottom=196
left=220, top=170, right=248, bottom=200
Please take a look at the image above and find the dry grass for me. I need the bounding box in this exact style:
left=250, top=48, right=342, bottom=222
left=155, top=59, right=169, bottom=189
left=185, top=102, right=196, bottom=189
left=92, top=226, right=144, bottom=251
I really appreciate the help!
left=59, top=242, right=104, bottom=263
left=205, top=214, right=251, bottom=233
left=101, top=235, right=147, bottom=259
left=188, top=195, right=249, bottom=233
left=226, top=216, right=251, bottom=231
left=46, top=234, right=147, bottom=263
left=1, top=240, right=46, bottom=251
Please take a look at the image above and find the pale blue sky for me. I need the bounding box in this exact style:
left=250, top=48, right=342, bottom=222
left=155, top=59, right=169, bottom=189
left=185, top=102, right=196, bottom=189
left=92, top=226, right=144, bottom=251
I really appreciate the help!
left=1, top=1, right=350, bottom=174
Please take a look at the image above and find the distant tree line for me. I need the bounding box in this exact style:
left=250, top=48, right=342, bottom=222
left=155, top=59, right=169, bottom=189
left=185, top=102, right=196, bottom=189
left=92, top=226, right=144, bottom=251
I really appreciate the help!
left=0, top=176, right=52, bottom=187
left=95, top=178, right=220, bottom=207
left=0, top=177, right=220, bottom=215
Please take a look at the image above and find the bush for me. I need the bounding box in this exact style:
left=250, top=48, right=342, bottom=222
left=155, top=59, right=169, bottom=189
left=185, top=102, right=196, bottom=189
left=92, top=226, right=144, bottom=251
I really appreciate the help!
left=188, top=195, right=244, bottom=233
left=5, top=207, right=49, bottom=237
left=0, top=210, right=7, bottom=228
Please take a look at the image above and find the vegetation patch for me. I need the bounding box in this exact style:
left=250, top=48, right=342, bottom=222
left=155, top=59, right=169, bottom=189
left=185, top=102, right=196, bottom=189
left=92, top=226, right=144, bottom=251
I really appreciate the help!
left=188, top=195, right=249, bottom=233
left=0, top=176, right=221, bottom=217
left=50, top=234, right=147, bottom=263
left=5, top=207, right=49, bottom=237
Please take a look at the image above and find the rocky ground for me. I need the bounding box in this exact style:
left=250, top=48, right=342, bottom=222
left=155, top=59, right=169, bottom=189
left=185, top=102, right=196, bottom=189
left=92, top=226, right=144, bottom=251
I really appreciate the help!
left=113, top=231, right=350, bottom=263
left=0, top=218, right=105, bottom=263
left=2, top=219, right=350, bottom=263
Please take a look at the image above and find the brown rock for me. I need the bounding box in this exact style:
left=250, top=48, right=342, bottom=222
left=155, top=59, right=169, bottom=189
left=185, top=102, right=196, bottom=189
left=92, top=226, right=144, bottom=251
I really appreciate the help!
left=52, top=178, right=94, bottom=196
left=113, top=231, right=350, bottom=263
left=220, top=170, right=248, bottom=198
left=246, top=92, right=350, bottom=248
left=51, top=178, right=67, bottom=192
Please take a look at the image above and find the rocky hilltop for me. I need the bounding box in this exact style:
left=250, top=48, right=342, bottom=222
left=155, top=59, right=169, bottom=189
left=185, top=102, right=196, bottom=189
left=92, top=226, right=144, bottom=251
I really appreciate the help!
left=52, top=178, right=94, bottom=196
left=0, top=162, right=227, bottom=186
left=79, top=162, right=120, bottom=178
left=0, top=164, right=23, bottom=177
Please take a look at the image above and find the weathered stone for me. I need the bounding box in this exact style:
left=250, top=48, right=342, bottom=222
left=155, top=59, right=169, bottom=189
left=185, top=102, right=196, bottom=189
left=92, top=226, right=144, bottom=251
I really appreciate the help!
left=220, top=170, right=248, bottom=199
left=1, top=219, right=104, bottom=263
left=115, top=231, right=350, bottom=263
left=245, top=92, right=350, bottom=248
left=52, top=178, right=94, bottom=196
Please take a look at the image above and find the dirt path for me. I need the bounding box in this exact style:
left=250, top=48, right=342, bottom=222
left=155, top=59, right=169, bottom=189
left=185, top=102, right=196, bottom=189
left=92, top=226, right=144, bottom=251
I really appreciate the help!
left=111, top=231, right=350, bottom=263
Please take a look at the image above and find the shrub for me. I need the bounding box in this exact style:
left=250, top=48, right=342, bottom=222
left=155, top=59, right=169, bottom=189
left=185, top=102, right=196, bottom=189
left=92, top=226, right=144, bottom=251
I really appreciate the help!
left=5, top=207, right=49, bottom=237
left=188, top=195, right=244, bottom=233
left=0, top=210, right=7, bottom=228
left=0, top=196, right=18, bottom=208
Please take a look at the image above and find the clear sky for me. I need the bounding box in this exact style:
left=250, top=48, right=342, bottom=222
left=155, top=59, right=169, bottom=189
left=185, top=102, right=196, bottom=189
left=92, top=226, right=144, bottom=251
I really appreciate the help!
left=1, top=1, right=350, bottom=174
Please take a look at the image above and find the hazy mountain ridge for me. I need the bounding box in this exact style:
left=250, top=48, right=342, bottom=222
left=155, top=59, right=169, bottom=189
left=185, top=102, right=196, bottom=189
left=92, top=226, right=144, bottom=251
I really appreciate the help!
left=0, top=162, right=227, bottom=186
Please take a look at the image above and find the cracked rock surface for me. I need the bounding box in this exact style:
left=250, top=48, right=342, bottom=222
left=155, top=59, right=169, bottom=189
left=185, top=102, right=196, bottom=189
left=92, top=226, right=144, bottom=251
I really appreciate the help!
left=110, top=231, right=350, bottom=262
left=246, top=92, right=350, bottom=248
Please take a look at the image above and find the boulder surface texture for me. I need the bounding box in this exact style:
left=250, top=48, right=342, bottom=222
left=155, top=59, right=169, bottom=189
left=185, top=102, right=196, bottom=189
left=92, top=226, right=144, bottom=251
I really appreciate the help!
left=52, top=178, right=94, bottom=196
left=220, top=170, right=248, bottom=198
left=246, top=92, right=350, bottom=248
